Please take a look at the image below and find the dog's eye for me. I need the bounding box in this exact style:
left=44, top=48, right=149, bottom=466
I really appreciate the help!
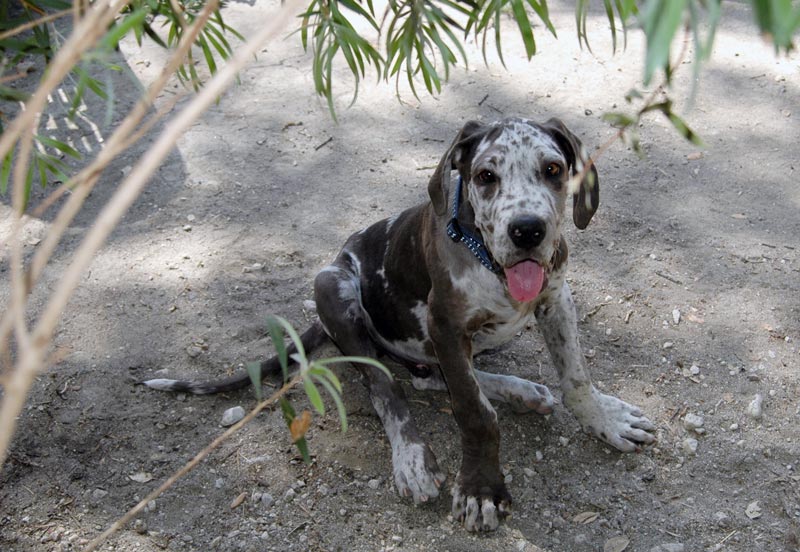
left=475, top=170, right=497, bottom=185
left=545, top=163, right=562, bottom=177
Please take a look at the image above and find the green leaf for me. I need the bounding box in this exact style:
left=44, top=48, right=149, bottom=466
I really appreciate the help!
left=279, top=398, right=311, bottom=464
left=266, top=316, right=290, bottom=382
left=1, top=151, right=13, bottom=195
left=317, top=356, right=392, bottom=380
left=666, top=112, right=703, bottom=146
left=314, top=374, right=348, bottom=432
left=102, top=9, right=148, bottom=52
left=510, top=0, right=537, bottom=59
left=303, top=376, right=325, bottom=415
left=36, top=136, right=81, bottom=159
left=640, top=0, right=688, bottom=85
left=602, top=112, right=636, bottom=128
left=246, top=361, right=263, bottom=401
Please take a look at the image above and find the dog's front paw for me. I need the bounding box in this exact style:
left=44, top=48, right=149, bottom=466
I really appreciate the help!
left=451, top=477, right=511, bottom=532
left=567, top=389, right=656, bottom=452
left=392, top=442, right=446, bottom=504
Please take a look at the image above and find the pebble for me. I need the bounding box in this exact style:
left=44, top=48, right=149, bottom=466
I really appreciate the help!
left=367, top=479, right=380, bottom=490
left=260, top=493, right=274, bottom=508
left=504, top=474, right=513, bottom=484
left=186, top=345, right=203, bottom=358
left=215, top=478, right=224, bottom=489
left=558, top=436, right=570, bottom=447
left=650, top=544, right=684, bottom=552
left=318, top=484, right=330, bottom=496
left=689, top=364, right=700, bottom=376
left=713, top=511, right=731, bottom=528
left=523, top=468, right=536, bottom=478
left=683, top=413, right=704, bottom=432
left=746, top=394, right=763, bottom=420
left=682, top=437, right=698, bottom=455
left=284, top=488, right=296, bottom=502
left=182, top=225, right=192, bottom=232
left=535, top=450, right=543, bottom=462
left=91, top=489, right=108, bottom=501
left=663, top=341, right=674, bottom=350
left=672, top=309, right=681, bottom=325
left=221, top=406, right=246, bottom=427
left=729, top=423, right=739, bottom=431
left=133, top=519, right=147, bottom=534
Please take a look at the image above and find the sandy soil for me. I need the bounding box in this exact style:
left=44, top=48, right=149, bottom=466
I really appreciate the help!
left=1, top=1, right=799, bottom=551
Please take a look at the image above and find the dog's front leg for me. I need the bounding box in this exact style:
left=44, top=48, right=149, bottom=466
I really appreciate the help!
left=535, top=281, right=656, bottom=451
left=429, top=305, right=510, bottom=532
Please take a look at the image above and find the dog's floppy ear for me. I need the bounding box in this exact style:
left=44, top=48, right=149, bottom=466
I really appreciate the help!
left=541, top=118, right=599, bottom=229
left=428, top=120, right=487, bottom=216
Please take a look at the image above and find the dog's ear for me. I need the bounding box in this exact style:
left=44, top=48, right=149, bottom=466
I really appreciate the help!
left=541, top=118, right=599, bottom=229
left=428, top=120, right=487, bottom=216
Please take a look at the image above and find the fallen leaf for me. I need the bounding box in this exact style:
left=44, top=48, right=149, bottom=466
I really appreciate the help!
left=230, top=492, right=247, bottom=509
left=604, top=535, right=630, bottom=552
left=128, top=472, right=153, bottom=483
left=745, top=501, right=762, bottom=519
left=290, top=410, right=312, bottom=442
left=572, top=511, right=599, bottom=524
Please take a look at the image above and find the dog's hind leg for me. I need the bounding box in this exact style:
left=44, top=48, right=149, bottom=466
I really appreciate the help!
left=315, top=264, right=446, bottom=504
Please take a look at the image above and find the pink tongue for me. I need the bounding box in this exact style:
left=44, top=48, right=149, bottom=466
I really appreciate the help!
left=504, top=260, right=545, bottom=303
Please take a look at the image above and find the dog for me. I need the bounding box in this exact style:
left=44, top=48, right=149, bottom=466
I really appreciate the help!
left=145, top=117, right=656, bottom=532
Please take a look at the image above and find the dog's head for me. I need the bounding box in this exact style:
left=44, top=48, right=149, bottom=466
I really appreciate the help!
left=428, top=117, right=599, bottom=301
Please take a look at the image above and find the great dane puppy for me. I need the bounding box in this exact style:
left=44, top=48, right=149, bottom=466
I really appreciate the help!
left=145, top=117, right=656, bottom=532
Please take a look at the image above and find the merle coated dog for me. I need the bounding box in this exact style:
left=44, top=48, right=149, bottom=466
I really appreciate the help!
left=146, top=118, right=656, bottom=532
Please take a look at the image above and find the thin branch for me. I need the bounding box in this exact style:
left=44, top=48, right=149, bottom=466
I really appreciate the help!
left=0, top=8, right=72, bottom=41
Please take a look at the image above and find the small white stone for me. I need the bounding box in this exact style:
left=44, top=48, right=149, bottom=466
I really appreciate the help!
left=535, top=450, right=543, bottom=462
left=284, top=488, right=296, bottom=502
left=663, top=341, right=674, bottom=350
left=689, top=364, right=701, bottom=376
left=558, top=436, right=570, bottom=447
left=221, top=406, right=246, bottom=427
left=746, top=394, right=763, bottom=420
left=187, top=214, right=196, bottom=222
left=729, top=423, right=739, bottom=431
left=683, top=437, right=698, bottom=455
left=672, top=309, right=681, bottom=325
left=523, top=467, right=535, bottom=478
left=683, top=413, right=704, bottom=431
left=367, top=479, right=380, bottom=490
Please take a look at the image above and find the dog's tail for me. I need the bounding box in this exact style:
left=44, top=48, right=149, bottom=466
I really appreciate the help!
left=142, top=320, right=329, bottom=395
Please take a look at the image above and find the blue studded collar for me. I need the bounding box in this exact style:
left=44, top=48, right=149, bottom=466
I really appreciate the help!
left=445, top=176, right=502, bottom=274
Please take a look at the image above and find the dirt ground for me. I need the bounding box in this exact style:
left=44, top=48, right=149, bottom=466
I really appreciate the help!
left=1, top=1, right=799, bottom=551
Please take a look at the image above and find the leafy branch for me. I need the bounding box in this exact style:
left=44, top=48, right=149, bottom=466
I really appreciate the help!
left=254, top=316, right=391, bottom=463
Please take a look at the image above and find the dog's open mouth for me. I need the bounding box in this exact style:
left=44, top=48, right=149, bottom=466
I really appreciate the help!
left=503, top=259, right=546, bottom=303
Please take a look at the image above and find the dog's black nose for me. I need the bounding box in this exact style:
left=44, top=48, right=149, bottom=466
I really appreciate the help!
left=508, top=216, right=547, bottom=249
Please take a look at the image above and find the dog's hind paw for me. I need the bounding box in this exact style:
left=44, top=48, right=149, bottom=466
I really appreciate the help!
left=392, top=442, right=446, bottom=505
left=451, top=481, right=511, bottom=532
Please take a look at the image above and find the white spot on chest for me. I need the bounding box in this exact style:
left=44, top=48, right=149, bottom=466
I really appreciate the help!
left=450, top=265, right=538, bottom=353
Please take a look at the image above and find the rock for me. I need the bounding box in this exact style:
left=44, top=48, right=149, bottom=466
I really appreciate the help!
left=523, top=467, right=536, bottom=478
left=672, top=309, right=681, bottom=325
left=682, top=437, right=698, bottom=455
left=186, top=345, right=203, bottom=358
left=683, top=413, right=704, bottom=432
left=689, top=364, right=700, bottom=376
left=746, top=394, right=763, bottom=420
left=284, top=488, right=296, bottom=502
left=260, top=493, right=274, bottom=508
left=558, top=436, right=570, bottom=447
left=215, top=478, right=224, bottom=489
left=535, top=450, right=543, bottom=462
left=663, top=341, right=674, bottom=350
left=221, top=406, right=245, bottom=427
left=650, top=544, right=685, bottom=552
left=745, top=500, right=762, bottom=519
left=133, top=519, right=147, bottom=534
left=713, top=511, right=731, bottom=528
left=91, top=489, right=108, bottom=501
left=367, top=479, right=380, bottom=490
